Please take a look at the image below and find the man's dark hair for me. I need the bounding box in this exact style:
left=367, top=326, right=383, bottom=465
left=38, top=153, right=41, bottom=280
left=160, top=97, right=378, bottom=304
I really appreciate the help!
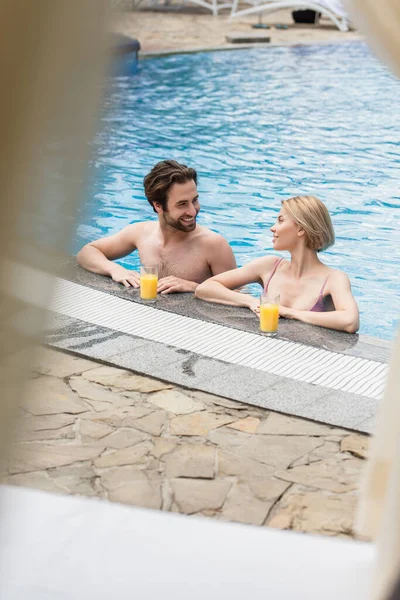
left=143, top=160, right=197, bottom=213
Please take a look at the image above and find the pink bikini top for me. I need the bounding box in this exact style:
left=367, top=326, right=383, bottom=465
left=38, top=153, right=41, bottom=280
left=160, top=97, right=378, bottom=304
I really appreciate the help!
left=264, top=258, right=329, bottom=312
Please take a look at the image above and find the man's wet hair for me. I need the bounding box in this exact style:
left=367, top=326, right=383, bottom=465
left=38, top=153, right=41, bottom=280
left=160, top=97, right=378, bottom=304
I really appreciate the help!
left=144, top=160, right=197, bottom=213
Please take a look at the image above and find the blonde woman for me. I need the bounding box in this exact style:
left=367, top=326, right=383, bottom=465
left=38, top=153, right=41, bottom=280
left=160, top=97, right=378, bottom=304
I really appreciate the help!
left=195, top=196, right=359, bottom=333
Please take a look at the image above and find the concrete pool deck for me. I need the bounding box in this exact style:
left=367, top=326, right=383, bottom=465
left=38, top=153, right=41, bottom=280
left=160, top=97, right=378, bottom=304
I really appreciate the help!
left=33, top=260, right=391, bottom=435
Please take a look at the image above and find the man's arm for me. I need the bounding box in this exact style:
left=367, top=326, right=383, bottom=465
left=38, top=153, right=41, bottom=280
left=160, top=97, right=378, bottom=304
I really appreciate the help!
left=76, top=224, right=141, bottom=288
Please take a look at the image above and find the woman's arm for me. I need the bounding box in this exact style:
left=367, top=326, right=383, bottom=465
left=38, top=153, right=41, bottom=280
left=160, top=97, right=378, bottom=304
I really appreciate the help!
left=280, top=271, right=360, bottom=333
left=195, top=256, right=277, bottom=311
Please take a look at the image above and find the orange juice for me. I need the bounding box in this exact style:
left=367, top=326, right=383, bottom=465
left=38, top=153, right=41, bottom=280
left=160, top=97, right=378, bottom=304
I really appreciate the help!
left=140, top=274, right=158, bottom=300
left=260, top=303, right=279, bottom=334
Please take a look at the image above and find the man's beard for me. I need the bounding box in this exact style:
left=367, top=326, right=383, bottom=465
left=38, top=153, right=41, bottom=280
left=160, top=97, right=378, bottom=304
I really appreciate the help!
left=162, top=212, right=197, bottom=232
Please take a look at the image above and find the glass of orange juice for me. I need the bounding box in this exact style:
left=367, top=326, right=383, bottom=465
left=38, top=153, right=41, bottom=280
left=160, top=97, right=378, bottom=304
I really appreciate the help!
left=140, top=265, right=158, bottom=301
left=260, top=293, right=279, bottom=336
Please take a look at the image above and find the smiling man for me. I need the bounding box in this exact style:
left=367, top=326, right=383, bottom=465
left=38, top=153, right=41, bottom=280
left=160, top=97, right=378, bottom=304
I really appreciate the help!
left=76, top=160, right=237, bottom=293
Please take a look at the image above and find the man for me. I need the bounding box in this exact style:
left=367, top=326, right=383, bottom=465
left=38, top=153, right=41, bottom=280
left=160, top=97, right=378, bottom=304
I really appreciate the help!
left=77, top=160, right=237, bottom=293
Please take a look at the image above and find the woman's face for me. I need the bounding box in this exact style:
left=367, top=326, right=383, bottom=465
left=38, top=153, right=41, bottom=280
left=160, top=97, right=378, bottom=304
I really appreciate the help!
left=270, top=208, right=303, bottom=251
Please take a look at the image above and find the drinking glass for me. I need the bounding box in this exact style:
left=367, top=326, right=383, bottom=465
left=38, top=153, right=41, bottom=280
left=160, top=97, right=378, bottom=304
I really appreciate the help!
left=140, top=265, right=158, bottom=301
left=259, top=293, right=280, bottom=335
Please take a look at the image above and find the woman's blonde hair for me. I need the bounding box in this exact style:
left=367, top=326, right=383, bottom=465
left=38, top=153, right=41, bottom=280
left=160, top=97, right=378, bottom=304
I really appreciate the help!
left=281, top=195, right=335, bottom=252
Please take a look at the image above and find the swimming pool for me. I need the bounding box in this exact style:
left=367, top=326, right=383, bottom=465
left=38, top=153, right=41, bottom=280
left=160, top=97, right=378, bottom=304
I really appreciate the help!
left=76, top=42, right=400, bottom=340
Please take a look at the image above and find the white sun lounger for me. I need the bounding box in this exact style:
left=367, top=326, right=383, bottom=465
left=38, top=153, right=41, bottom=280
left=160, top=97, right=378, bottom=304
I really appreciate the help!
left=229, top=0, right=350, bottom=32
left=137, top=0, right=233, bottom=17
left=186, top=0, right=232, bottom=15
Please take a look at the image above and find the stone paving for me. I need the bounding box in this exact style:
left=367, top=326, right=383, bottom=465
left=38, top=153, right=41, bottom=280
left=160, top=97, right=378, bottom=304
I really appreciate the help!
left=2, top=347, right=370, bottom=539
left=112, top=7, right=362, bottom=53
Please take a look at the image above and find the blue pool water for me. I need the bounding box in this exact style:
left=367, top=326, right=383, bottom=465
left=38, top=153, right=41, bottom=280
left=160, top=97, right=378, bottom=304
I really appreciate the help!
left=76, top=42, right=400, bottom=340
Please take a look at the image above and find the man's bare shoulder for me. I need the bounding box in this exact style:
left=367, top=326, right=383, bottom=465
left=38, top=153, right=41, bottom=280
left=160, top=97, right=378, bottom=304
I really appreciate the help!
left=120, top=221, right=156, bottom=238
left=195, top=225, right=230, bottom=247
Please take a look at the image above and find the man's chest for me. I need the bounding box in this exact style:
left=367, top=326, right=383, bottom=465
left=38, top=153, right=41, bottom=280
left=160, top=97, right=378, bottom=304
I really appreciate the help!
left=136, top=240, right=211, bottom=282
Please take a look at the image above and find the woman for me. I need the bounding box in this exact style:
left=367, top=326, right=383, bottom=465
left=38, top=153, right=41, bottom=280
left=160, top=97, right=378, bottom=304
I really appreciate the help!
left=195, top=196, right=359, bottom=333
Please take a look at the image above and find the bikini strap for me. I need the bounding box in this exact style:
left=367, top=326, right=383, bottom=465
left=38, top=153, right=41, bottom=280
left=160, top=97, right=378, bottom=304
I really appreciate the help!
left=319, top=274, right=330, bottom=297
left=264, top=258, right=283, bottom=293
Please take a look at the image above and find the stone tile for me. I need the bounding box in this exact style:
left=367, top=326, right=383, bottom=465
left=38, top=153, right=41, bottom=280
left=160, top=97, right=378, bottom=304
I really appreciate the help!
left=13, top=424, right=76, bottom=442
left=47, top=462, right=99, bottom=497
left=187, top=390, right=249, bottom=410
left=170, top=478, right=232, bottom=514
left=100, top=429, right=149, bottom=449
left=227, top=417, right=260, bottom=434
left=267, top=487, right=358, bottom=537
left=99, top=465, right=148, bottom=489
left=82, top=367, right=173, bottom=393
left=164, top=444, right=215, bottom=478
left=17, top=414, right=76, bottom=432
left=6, top=471, right=66, bottom=494
left=125, top=410, right=167, bottom=436
left=293, top=391, right=379, bottom=431
left=48, top=322, right=143, bottom=360
left=220, top=483, right=272, bottom=526
left=275, top=456, right=362, bottom=493
left=257, top=413, right=332, bottom=437
left=302, top=441, right=340, bottom=465
left=340, top=434, right=369, bottom=459
left=151, top=438, right=178, bottom=459
left=94, top=441, right=153, bottom=468
left=80, top=406, right=153, bottom=428
left=79, top=420, right=114, bottom=441
left=108, top=480, right=162, bottom=509
left=154, top=355, right=234, bottom=390
left=109, top=339, right=188, bottom=380
left=69, top=377, right=141, bottom=409
left=290, top=440, right=340, bottom=468
left=251, top=378, right=327, bottom=414
left=356, top=415, right=376, bottom=435
left=169, top=412, right=235, bottom=436
left=148, top=389, right=204, bottom=415
left=248, top=477, right=290, bottom=501
left=217, top=451, right=274, bottom=478
left=199, top=364, right=279, bottom=402
left=22, top=376, right=89, bottom=416
left=7, top=443, right=103, bottom=474
left=209, top=428, right=322, bottom=470
left=31, top=346, right=98, bottom=378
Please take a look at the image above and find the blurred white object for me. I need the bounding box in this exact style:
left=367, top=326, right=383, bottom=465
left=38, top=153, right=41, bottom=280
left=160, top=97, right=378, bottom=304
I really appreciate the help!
left=229, top=0, right=349, bottom=30
left=0, top=485, right=374, bottom=600
left=341, top=3, right=400, bottom=597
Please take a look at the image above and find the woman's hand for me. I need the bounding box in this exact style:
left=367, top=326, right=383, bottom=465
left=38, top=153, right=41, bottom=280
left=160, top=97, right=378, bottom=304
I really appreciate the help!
left=279, top=305, right=298, bottom=319
left=247, top=297, right=260, bottom=315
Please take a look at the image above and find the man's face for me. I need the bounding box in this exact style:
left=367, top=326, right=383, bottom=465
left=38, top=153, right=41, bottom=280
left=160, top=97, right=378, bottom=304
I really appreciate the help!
left=158, top=180, right=200, bottom=233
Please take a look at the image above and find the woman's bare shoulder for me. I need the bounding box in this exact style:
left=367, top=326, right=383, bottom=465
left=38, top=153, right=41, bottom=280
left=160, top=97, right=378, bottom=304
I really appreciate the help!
left=325, top=269, right=352, bottom=289
left=255, top=254, right=285, bottom=274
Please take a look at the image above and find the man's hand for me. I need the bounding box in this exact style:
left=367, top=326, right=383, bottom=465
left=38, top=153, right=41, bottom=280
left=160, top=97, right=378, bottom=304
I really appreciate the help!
left=157, top=277, right=198, bottom=294
left=109, top=265, right=140, bottom=288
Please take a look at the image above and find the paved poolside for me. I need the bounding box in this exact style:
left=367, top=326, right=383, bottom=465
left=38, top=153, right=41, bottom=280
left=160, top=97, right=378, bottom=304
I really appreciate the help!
left=2, top=346, right=369, bottom=537
left=111, top=7, right=363, bottom=54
